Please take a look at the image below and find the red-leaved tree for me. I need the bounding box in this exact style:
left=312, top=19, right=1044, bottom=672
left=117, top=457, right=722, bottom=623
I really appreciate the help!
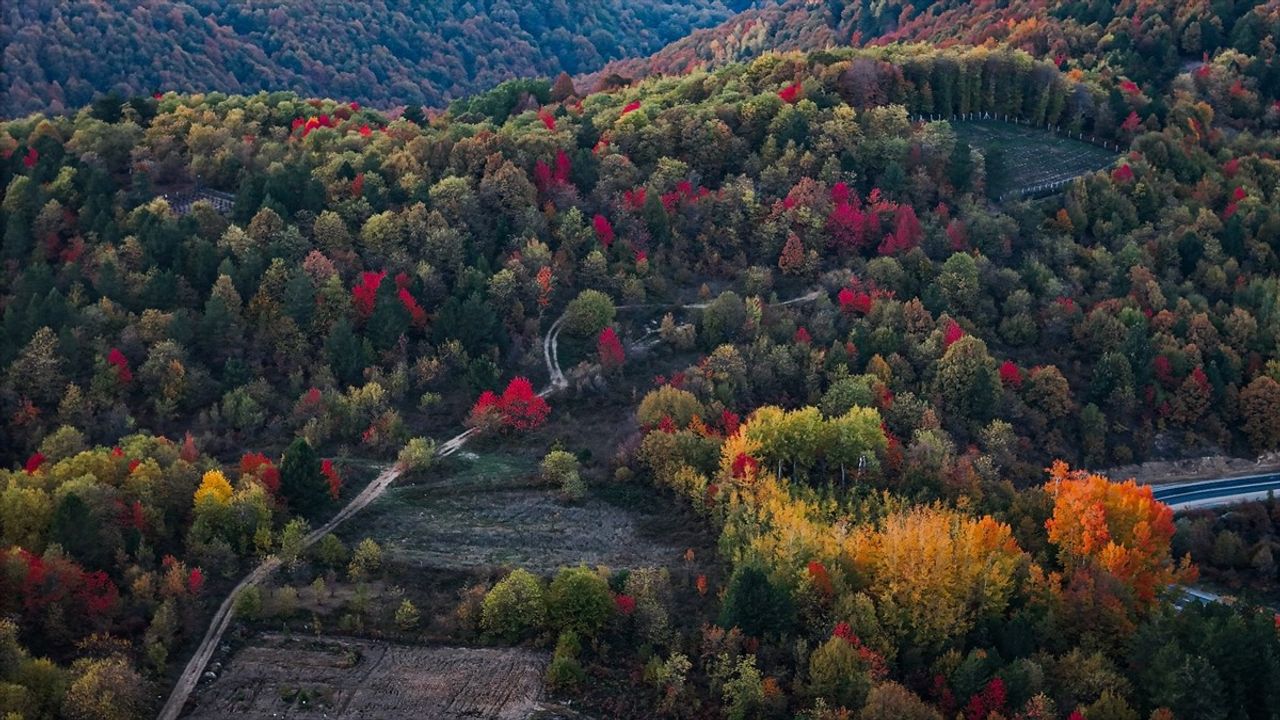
left=468, top=377, right=550, bottom=432
left=321, top=459, right=342, bottom=500
left=593, top=213, right=614, bottom=248
left=598, top=327, right=625, bottom=370
left=352, top=270, right=387, bottom=319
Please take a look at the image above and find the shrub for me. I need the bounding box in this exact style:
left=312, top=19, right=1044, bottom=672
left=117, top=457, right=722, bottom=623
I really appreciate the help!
left=270, top=586, right=299, bottom=618
left=234, top=585, right=263, bottom=620
left=545, top=654, right=586, bottom=691
left=313, top=534, right=348, bottom=569
left=481, top=568, right=546, bottom=640
left=645, top=651, right=692, bottom=712
left=347, top=538, right=383, bottom=582
left=540, top=450, right=585, bottom=501
left=397, top=436, right=436, bottom=472
left=560, top=471, right=586, bottom=502
left=623, top=567, right=673, bottom=644
left=540, top=450, right=579, bottom=486
left=554, top=629, right=581, bottom=658
left=395, top=599, right=421, bottom=631
left=455, top=582, right=489, bottom=632
left=719, top=654, right=765, bottom=720
left=547, top=566, right=613, bottom=637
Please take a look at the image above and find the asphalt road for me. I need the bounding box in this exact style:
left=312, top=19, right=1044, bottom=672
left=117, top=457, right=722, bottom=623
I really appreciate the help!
left=1151, top=472, right=1280, bottom=509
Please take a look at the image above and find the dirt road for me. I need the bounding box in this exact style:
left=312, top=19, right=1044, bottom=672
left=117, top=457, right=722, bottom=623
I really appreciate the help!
left=160, top=287, right=822, bottom=719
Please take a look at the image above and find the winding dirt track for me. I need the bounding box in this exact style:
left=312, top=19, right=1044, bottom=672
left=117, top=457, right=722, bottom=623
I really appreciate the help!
left=159, top=289, right=819, bottom=719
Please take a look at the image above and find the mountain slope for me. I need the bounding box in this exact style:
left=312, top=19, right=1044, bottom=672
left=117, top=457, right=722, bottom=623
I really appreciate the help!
left=585, top=0, right=1280, bottom=101
left=0, top=0, right=758, bottom=117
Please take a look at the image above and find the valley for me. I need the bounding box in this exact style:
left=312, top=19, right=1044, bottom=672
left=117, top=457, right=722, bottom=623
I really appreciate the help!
left=2, top=2, right=1280, bottom=719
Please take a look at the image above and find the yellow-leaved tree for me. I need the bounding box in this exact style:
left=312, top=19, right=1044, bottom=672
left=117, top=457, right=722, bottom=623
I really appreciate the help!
left=193, top=469, right=233, bottom=507
left=855, top=506, right=1024, bottom=649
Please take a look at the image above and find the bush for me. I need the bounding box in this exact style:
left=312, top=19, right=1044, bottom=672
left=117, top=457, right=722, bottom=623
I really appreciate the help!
left=395, top=599, right=421, bottom=631
left=623, top=567, right=673, bottom=644
left=270, top=586, right=299, bottom=618
left=645, top=651, right=692, bottom=712
left=545, top=654, right=586, bottom=691
left=397, top=437, right=436, bottom=472
left=313, top=533, right=348, bottom=569
left=547, top=567, right=613, bottom=637
left=540, top=450, right=579, bottom=485
left=347, top=538, right=383, bottom=581
left=455, top=582, right=488, bottom=632
left=234, top=585, right=263, bottom=620
left=547, top=629, right=584, bottom=693
left=554, top=629, right=581, bottom=658
left=541, top=450, right=585, bottom=501
left=481, top=568, right=546, bottom=640
left=719, top=654, right=765, bottom=720
left=563, top=289, right=616, bottom=337
left=560, top=471, right=586, bottom=502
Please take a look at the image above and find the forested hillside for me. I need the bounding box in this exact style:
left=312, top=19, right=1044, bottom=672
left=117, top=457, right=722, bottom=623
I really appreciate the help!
left=2, top=35, right=1280, bottom=719
left=589, top=0, right=1280, bottom=107
left=0, top=0, right=757, bottom=117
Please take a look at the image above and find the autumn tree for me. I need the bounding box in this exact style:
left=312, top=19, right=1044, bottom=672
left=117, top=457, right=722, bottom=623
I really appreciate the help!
left=858, top=506, right=1022, bottom=649
left=471, top=377, right=551, bottom=432
left=1044, top=462, right=1193, bottom=607
left=8, top=327, right=65, bottom=406
left=778, top=234, right=808, bottom=275
left=934, top=335, right=1000, bottom=429
left=637, top=386, right=704, bottom=428
left=62, top=656, right=144, bottom=720
left=1239, top=376, right=1280, bottom=451
left=597, top=326, right=625, bottom=371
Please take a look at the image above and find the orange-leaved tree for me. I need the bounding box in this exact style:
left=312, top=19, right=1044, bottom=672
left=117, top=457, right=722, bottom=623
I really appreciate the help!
left=1044, top=461, right=1195, bottom=606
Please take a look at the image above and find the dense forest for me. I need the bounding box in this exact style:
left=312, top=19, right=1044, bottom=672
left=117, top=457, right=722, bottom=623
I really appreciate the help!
left=588, top=0, right=1280, bottom=109
left=0, top=0, right=758, bottom=117
left=2, top=21, right=1280, bottom=720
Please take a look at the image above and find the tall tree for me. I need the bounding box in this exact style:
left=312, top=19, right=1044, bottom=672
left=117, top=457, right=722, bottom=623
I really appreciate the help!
left=279, top=438, right=327, bottom=518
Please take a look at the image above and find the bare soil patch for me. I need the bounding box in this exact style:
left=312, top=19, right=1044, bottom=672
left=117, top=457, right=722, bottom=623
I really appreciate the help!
left=1102, top=451, right=1280, bottom=486
left=350, top=451, right=703, bottom=574
left=184, top=634, right=548, bottom=719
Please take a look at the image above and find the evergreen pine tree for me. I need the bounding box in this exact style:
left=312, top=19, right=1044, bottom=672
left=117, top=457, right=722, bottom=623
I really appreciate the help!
left=280, top=437, right=327, bottom=518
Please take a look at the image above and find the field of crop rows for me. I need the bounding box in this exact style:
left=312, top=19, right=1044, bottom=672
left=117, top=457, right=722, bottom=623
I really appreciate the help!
left=952, top=120, right=1118, bottom=200
left=184, top=635, right=548, bottom=719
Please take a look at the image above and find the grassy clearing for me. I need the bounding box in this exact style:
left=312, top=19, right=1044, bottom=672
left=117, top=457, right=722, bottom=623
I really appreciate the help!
left=347, top=450, right=709, bottom=575
left=953, top=121, right=1118, bottom=199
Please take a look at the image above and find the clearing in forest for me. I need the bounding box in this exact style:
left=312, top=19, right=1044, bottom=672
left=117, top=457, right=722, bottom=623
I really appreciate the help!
left=183, top=634, right=548, bottom=719
left=953, top=121, right=1118, bottom=200
left=350, top=450, right=705, bottom=574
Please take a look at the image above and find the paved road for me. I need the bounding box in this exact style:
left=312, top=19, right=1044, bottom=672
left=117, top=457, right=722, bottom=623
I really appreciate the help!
left=1151, top=472, right=1280, bottom=509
